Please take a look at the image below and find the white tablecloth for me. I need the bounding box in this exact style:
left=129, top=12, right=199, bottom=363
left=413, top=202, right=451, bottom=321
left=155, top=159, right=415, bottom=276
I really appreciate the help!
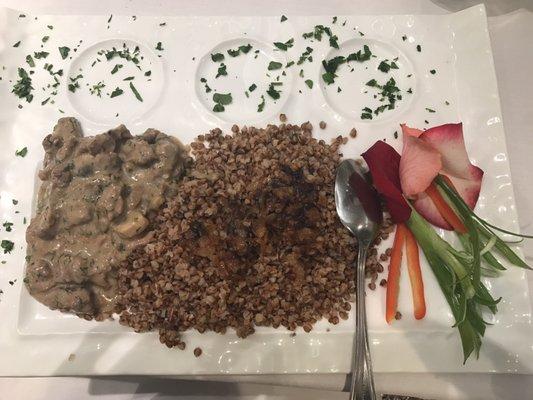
left=1, top=1, right=533, bottom=399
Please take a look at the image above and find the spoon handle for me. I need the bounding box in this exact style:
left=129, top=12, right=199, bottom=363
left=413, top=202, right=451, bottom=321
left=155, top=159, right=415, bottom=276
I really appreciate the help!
left=349, top=243, right=377, bottom=400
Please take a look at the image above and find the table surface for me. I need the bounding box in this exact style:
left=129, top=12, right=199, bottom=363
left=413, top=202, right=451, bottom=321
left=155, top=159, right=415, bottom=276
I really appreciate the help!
left=1, top=1, right=533, bottom=399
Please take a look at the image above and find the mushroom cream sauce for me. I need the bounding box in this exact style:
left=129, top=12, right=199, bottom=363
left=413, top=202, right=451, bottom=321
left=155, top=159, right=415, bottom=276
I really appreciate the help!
left=25, top=118, right=190, bottom=319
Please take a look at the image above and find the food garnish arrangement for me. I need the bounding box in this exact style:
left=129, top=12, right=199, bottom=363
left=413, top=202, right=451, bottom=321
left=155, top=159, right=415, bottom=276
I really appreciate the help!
left=2, top=11, right=529, bottom=365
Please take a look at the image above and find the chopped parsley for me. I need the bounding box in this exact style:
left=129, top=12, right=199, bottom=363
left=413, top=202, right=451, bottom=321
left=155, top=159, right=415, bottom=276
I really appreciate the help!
left=42, top=36, right=49, bottom=43
left=361, top=107, right=373, bottom=120
left=273, top=38, right=294, bottom=51
left=90, top=81, right=106, bottom=97
left=362, top=77, right=403, bottom=119
left=12, top=199, right=18, bottom=205
left=215, top=63, right=227, bottom=78
left=212, top=92, right=233, bottom=111
left=425, top=108, right=435, bottom=113
left=267, top=61, right=282, bottom=71
left=58, top=46, right=70, bottom=59
left=445, top=100, right=450, bottom=106
left=15, top=147, right=28, bottom=157
left=129, top=82, right=143, bottom=102
left=297, top=47, right=314, bottom=65
left=416, top=44, right=421, bottom=52
left=249, top=83, right=257, bottom=92
left=68, top=74, right=83, bottom=93
left=257, top=95, right=266, bottom=112
left=332, top=16, right=338, bottom=24
left=107, top=14, right=113, bottom=24
left=159, top=22, right=167, bottom=27
left=266, top=83, right=281, bottom=100
left=13, top=41, right=21, bottom=48
left=34, top=51, right=49, bottom=59
left=144, top=70, right=152, bottom=76
left=281, top=15, right=287, bottom=22
left=1, top=240, right=14, bottom=254
left=25, top=55, right=35, bottom=68
left=305, top=79, right=313, bottom=89
left=110, top=87, right=124, bottom=98
left=285, top=61, right=295, bottom=68
left=47, top=25, right=53, bottom=30
left=402, top=35, right=407, bottom=41
left=155, top=42, right=164, bottom=51
left=3, top=222, right=13, bottom=232
left=213, top=103, right=225, bottom=112
left=12, top=68, right=33, bottom=102
left=123, top=76, right=134, bottom=81
left=111, top=64, right=123, bottom=74
left=211, top=53, right=224, bottom=62
left=227, top=44, right=253, bottom=57
left=430, top=69, right=436, bottom=74
left=377, top=60, right=399, bottom=73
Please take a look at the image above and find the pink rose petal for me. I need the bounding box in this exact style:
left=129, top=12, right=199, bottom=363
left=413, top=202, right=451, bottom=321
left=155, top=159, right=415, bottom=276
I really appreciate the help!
left=399, top=135, right=442, bottom=197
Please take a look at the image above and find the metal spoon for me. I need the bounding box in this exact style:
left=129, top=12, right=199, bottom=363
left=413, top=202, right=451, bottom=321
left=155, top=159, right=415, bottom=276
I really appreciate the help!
left=335, top=159, right=383, bottom=400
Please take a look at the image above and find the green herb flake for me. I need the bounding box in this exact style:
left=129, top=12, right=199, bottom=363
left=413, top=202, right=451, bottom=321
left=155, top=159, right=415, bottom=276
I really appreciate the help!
left=211, top=53, right=225, bottom=62
left=13, top=41, right=21, bottom=48
left=285, top=61, right=295, bottom=68
left=445, top=100, right=450, bottom=106
left=3, top=222, right=13, bottom=232
left=273, top=38, right=294, bottom=51
left=430, top=69, right=436, bottom=74
left=122, top=76, right=134, bottom=81
left=266, top=83, right=281, bottom=100
left=249, top=83, right=257, bottom=92
left=90, top=81, right=106, bottom=97
left=1, top=240, right=14, bottom=254
left=15, top=147, right=28, bottom=157
left=239, top=44, right=253, bottom=54
left=215, top=63, right=227, bottom=78
left=159, top=22, right=167, bottom=27
left=129, top=82, right=143, bottom=102
left=267, top=61, right=283, bottom=70
left=34, top=51, right=49, bottom=59
left=426, top=108, right=436, bottom=113
left=281, top=15, right=287, bottom=22
left=12, top=199, right=18, bottom=205
left=12, top=68, right=34, bottom=102
left=213, top=103, right=225, bottom=112
left=416, top=44, right=421, bottom=52
left=213, top=92, right=233, bottom=106
left=110, top=87, right=124, bottom=98
left=42, top=36, right=50, bottom=43
left=111, top=64, right=123, bottom=74
left=305, top=79, right=313, bottom=89
left=144, top=70, right=152, bottom=76
left=58, top=46, right=70, bottom=60
left=47, top=25, right=53, bottom=30
left=377, top=60, right=390, bottom=73
left=257, top=95, right=266, bottom=112
left=155, top=42, right=164, bottom=51
left=402, top=35, right=407, bottom=41
left=25, top=55, right=35, bottom=68
left=41, top=97, right=50, bottom=106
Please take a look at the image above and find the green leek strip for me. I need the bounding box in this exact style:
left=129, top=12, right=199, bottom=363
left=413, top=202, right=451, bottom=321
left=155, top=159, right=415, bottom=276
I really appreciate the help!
left=435, top=175, right=531, bottom=270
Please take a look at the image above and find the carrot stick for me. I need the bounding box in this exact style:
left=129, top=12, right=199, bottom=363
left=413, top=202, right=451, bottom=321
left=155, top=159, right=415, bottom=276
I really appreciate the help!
left=405, top=227, right=426, bottom=320
left=386, top=223, right=406, bottom=324
left=425, top=182, right=467, bottom=233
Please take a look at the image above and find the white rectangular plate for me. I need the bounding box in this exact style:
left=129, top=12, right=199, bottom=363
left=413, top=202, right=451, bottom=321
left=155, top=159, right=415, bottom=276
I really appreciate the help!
left=0, top=4, right=531, bottom=376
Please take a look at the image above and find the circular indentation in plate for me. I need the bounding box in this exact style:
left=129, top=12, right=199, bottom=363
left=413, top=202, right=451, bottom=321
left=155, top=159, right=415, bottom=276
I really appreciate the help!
left=66, top=39, right=164, bottom=125
left=195, top=38, right=291, bottom=123
left=320, top=38, right=416, bottom=122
